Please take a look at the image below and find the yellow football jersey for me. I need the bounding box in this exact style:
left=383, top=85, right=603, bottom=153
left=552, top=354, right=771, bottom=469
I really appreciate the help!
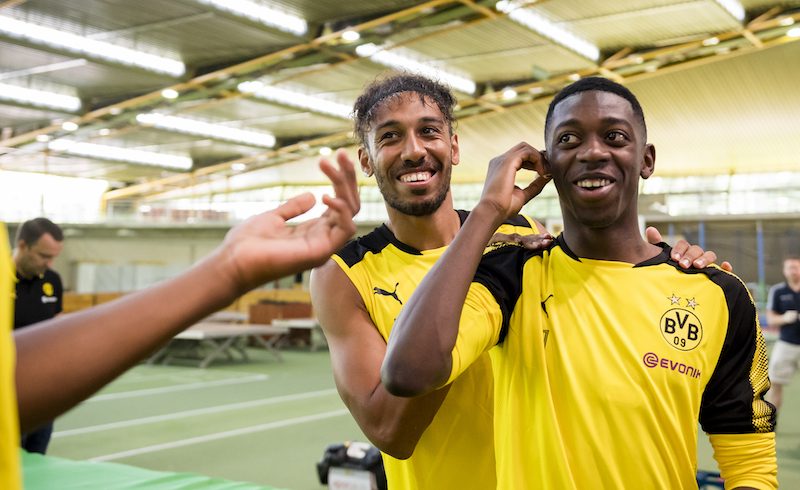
left=333, top=211, right=539, bottom=490
left=0, top=224, right=21, bottom=489
left=448, top=236, right=776, bottom=489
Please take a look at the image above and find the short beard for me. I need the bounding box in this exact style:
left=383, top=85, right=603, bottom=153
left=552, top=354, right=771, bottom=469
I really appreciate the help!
left=386, top=187, right=449, bottom=216
left=377, top=165, right=451, bottom=217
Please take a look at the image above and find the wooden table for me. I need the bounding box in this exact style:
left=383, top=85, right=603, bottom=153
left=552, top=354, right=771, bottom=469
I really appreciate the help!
left=271, top=318, right=326, bottom=351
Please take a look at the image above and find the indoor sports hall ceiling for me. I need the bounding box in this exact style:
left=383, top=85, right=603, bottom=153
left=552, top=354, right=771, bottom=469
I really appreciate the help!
left=0, top=0, right=797, bottom=204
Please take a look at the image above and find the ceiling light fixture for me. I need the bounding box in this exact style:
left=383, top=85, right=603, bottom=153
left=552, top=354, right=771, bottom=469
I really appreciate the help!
left=342, top=30, right=361, bottom=42
left=48, top=139, right=192, bottom=170
left=319, top=146, right=333, bottom=156
left=0, top=15, right=185, bottom=77
left=779, top=17, right=795, bottom=27
left=788, top=27, right=800, bottom=38
left=61, top=121, right=79, bottom=131
left=355, top=43, right=477, bottom=94
left=495, top=1, right=600, bottom=61
left=161, top=88, right=179, bottom=99
left=702, top=37, right=720, bottom=46
left=194, top=0, right=307, bottom=36
left=501, top=88, right=517, bottom=100
left=713, top=0, right=745, bottom=22
left=136, top=113, right=276, bottom=148
left=237, top=81, right=352, bottom=119
left=0, top=82, right=81, bottom=112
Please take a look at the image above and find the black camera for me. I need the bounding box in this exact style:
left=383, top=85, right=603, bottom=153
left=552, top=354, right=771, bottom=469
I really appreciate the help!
left=316, top=441, right=387, bottom=490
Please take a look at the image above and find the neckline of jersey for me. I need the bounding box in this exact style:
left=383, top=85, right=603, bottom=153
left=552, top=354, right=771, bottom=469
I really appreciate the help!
left=376, top=209, right=469, bottom=256
left=555, top=234, right=672, bottom=268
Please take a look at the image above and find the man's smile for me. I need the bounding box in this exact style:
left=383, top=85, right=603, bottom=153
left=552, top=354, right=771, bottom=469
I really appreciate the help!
left=399, top=170, right=435, bottom=184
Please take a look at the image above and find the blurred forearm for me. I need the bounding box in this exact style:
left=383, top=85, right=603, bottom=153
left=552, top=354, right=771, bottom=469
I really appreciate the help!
left=14, top=249, right=237, bottom=431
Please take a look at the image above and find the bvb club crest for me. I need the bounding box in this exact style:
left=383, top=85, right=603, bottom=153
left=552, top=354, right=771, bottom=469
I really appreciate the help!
left=42, top=282, right=54, bottom=296
left=660, top=294, right=702, bottom=351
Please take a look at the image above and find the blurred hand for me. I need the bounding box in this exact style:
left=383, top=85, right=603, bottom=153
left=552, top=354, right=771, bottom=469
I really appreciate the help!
left=782, top=311, right=799, bottom=325
left=645, top=226, right=732, bottom=272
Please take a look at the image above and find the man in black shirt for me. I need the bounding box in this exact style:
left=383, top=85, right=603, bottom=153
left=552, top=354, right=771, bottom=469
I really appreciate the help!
left=766, top=255, right=800, bottom=412
left=13, top=217, right=64, bottom=454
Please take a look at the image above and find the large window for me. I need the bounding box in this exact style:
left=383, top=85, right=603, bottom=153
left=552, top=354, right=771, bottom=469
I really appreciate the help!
left=0, top=170, right=108, bottom=223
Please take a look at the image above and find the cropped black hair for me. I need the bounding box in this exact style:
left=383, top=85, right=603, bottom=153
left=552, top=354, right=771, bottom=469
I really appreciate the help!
left=545, top=77, right=647, bottom=140
left=16, top=217, right=63, bottom=245
left=353, top=73, right=457, bottom=147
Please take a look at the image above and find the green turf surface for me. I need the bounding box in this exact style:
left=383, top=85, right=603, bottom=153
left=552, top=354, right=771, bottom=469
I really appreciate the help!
left=48, top=345, right=800, bottom=488
left=50, top=350, right=364, bottom=490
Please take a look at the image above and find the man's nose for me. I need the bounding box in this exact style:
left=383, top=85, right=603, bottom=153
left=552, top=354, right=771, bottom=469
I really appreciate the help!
left=401, top=133, right=426, bottom=164
left=577, top=137, right=610, bottom=165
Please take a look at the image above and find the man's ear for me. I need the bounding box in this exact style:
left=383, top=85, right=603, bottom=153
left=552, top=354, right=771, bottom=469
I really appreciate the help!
left=357, top=147, right=373, bottom=177
left=640, top=143, right=656, bottom=179
left=541, top=150, right=551, bottom=175
left=451, top=133, right=460, bottom=166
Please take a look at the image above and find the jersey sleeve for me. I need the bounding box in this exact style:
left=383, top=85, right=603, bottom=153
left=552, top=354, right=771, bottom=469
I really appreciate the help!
left=446, top=245, right=528, bottom=384
left=446, top=282, right=503, bottom=384
left=700, top=272, right=776, bottom=484
left=708, top=433, right=777, bottom=490
left=765, top=283, right=782, bottom=314
left=473, top=245, right=528, bottom=344
left=494, top=214, right=541, bottom=236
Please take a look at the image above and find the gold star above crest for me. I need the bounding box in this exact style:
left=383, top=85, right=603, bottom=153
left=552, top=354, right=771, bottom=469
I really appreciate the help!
left=668, top=294, right=681, bottom=305
left=686, top=297, right=699, bottom=309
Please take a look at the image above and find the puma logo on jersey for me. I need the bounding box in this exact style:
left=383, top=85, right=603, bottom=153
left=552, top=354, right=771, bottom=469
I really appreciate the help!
left=373, top=282, right=402, bottom=305
left=541, top=294, right=554, bottom=317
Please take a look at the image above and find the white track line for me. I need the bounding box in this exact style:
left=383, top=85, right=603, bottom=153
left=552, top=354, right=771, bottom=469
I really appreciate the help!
left=92, top=368, right=264, bottom=389
left=90, top=408, right=350, bottom=462
left=87, top=374, right=269, bottom=401
left=54, top=389, right=338, bottom=437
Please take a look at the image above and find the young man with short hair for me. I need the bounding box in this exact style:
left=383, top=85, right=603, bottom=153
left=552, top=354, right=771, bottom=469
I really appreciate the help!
left=383, top=77, right=777, bottom=489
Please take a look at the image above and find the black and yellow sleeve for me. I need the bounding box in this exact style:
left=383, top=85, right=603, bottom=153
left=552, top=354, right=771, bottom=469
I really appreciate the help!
left=699, top=269, right=776, bottom=489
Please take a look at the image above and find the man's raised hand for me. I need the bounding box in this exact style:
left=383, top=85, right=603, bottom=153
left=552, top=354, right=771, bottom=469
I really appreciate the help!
left=480, top=143, right=551, bottom=221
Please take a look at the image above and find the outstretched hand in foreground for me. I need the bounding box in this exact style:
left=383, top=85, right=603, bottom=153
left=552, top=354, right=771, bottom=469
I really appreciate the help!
left=218, top=151, right=360, bottom=294
left=14, top=151, right=359, bottom=432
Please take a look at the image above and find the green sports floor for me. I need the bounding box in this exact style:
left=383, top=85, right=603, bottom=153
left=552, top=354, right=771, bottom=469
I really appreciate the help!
left=46, top=345, right=800, bottom=489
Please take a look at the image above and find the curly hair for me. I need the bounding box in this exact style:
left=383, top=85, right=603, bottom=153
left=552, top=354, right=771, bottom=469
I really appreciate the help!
left=353, top=72, right=457, bottom=147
